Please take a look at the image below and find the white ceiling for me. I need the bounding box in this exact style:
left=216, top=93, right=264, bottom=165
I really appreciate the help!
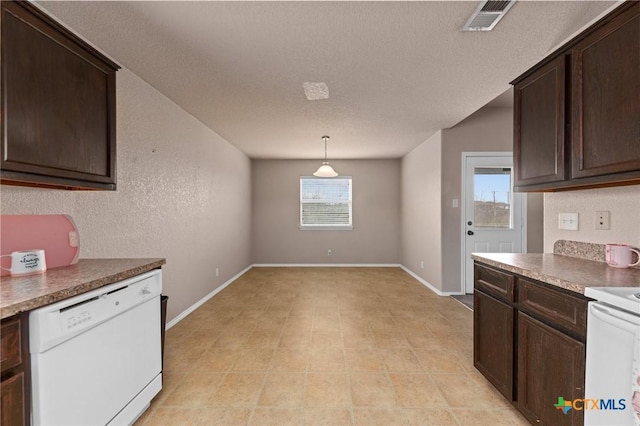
left=38, top=1, right=617, bottom=159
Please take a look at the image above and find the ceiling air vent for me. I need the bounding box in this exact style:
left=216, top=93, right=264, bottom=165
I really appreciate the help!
left=462, top=0, right=516, bottom=32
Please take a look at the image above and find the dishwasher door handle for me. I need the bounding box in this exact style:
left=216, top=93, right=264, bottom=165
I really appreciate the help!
left=590, top=304, right=640, bottom=333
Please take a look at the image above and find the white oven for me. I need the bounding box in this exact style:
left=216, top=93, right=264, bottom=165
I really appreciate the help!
left=29, top=269, right=163, bottom=425
left=585, top=287, right=640, bottom=426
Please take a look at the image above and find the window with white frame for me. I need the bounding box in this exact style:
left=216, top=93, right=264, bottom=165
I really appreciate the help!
left=300, top=176, right=353, bottom=230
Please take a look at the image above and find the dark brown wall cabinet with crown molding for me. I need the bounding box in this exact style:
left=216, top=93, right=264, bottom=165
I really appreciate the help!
left=0, top=314, right=30, bottom=426
left=1, top=1, right=120, bottom=190
left=512, top=1, right=640, bottom=192
left=474, top=262, right=587, bottom=425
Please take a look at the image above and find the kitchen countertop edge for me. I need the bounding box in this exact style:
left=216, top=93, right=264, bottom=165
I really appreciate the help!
left=1, top=258, right=166, bottom=319
left=471, top=253, right=640, bottom=296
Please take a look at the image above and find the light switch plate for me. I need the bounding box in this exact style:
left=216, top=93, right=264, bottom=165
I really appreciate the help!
left=558, top=213, right=579, bottom=230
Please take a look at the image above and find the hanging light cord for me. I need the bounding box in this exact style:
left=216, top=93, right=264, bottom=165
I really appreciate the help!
left=322, top=136, right=329, bottom=163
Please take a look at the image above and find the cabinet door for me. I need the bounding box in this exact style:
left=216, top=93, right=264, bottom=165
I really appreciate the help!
left=0, top=373, right=25, bottom=426
left=517, top=312, right=585, bottom=425
left=473, top=290, right=514, bottom=400
left=571, top=3, right=640, bottom=180
left=513, top=55, right=567, bottom=189
left=1, top=1, right=118, bottom=190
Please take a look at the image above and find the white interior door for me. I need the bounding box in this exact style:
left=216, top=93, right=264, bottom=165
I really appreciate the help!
left=462, top=153, right=526, bottom=294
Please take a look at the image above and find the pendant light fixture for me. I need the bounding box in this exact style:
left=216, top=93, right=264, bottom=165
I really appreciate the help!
left=313, top=135, right=338, bottom=177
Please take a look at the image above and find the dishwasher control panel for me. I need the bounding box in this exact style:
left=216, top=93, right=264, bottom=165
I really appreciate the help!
left=64, top=310, right=92, bottom=330
left=30, top=269, right=162, bottom=353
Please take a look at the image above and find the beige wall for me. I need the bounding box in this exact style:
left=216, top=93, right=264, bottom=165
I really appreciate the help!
left=402, top=107, right=544, bottom=294
left=527, top=194, right=545, bottom=252
left=544, top=186, right=640, bottom=252
left=401, top=131, right=443, bottom=289
left=251, top=159, right=401, bottom=264
left=441, top=107, right=544, bottom=292
left=0, top=69, right=252, bottom=321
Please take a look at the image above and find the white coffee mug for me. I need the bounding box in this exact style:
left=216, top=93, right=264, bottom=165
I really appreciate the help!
left=0, top=249, right=47, bottom=276
left=605, top=244, right=640, bottom=269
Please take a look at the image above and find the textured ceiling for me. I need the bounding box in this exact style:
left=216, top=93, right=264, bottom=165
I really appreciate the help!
left=38, top=1, right=617, bottom=159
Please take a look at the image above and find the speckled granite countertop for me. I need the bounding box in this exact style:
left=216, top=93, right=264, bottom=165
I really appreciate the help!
left=0, top=258, right=165, bottom=319
left=472, top=253, right=640, bottom=295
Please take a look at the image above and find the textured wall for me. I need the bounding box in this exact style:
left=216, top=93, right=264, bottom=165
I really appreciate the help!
left=401, top=107, right=544, bottom=294
left=527, top=194, right=545, bottom=253
left=401, top=131, right=443, bottom=290
left=0, top=69, right=252, bottom=321
left=251, top=159, right=401, bottom=264
left=544, top=186, right=640, bottom=252
left=441, top=107, right=544, bottom=293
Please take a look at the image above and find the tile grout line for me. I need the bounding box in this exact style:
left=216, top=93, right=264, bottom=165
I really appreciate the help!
left=336, top=281, right=356, bottom=426
left=144, top=268, right=528, bottom=425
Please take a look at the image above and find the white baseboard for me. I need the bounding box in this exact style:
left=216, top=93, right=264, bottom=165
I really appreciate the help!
left=399, top=265, right=463, bottom=296
left=252, top=263, right=402, bottom=268
left=165, top=264, right=253, bottom=330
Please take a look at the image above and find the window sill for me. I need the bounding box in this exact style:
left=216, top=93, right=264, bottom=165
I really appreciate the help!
left=299, top=225, right=354, bottom=231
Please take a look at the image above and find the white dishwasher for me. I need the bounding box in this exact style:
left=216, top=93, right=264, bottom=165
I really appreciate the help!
left=30, top=269, right=163, bottom=426
left=584, top=287, right=640, bottom=426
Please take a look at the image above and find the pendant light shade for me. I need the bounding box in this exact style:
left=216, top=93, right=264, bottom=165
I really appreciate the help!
left=313, top=136, right=338, bottom=177
left=313, top=163, right=338, bottom=178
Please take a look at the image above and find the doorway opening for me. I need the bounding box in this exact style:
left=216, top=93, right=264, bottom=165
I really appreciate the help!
left=461, top=152, right=527, bottom=294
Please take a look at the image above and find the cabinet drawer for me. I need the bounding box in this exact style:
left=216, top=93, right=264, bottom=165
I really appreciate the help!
left=517, top=278, right=588, bottom=340
left=0, top=318, right=21, bottom=374
left=474, top=263, right=515, bottom=302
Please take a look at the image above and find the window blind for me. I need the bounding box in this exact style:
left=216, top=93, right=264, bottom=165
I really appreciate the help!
left=300, top=177, right=352, bottom=230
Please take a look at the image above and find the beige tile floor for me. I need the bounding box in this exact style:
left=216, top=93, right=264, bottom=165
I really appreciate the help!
left=136, top=267, right=528, bottom=425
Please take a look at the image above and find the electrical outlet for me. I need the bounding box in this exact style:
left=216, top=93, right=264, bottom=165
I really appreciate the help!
left=558, top=213, right=579, bottom=230
left=595, top=211, right=610, bottom=230
left=327, top=249, right=332, bottom=256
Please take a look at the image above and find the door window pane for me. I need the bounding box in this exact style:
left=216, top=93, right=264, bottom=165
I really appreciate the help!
left=474, top=167, right=513, bottom=229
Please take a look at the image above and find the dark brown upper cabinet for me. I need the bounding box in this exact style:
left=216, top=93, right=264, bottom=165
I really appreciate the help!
left=571, top=5, right=640, bottom=180
left=513, top=56, right=567, bottom=188
left=1, top=1, right=120, bottom=190
left=512, top=1, right=640, bottom=192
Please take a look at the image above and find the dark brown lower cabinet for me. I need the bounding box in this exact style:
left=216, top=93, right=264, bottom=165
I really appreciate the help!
left=474, top=261, right=588, bottom=425
left=0, top=372, right=25, bottom=426
left=0, top=314, right=30, bottom=426
left=517, top=313, right=585, bottom=425
left=474, top=290, right=514, bottom=400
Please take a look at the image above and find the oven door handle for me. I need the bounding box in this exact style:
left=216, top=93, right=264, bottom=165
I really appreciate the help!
left=590, top=304, right=640, bottom=333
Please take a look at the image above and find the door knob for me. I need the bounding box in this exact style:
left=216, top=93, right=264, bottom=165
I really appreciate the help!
left=467, top=221, right=473, bottom=226
left=467, top=230, right=474, bottom=235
